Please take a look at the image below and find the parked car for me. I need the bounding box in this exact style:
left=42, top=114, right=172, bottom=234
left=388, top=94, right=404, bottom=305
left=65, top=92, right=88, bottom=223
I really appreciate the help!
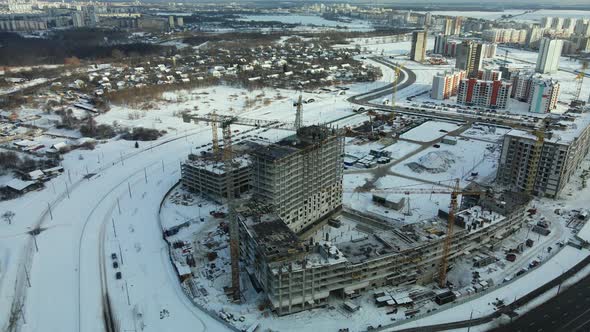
left=115, top=272, right=122, bottom=279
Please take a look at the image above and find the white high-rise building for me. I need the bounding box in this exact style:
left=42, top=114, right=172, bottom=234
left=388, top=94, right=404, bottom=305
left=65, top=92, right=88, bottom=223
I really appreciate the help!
left=563, top=18, right=577, bottom=34
left=536, top=38, right=563, bottom=74
left=541, top=17, right=553, bottom=29
left=574, top=19, right=590, bottom=36
left=552, top=17, right=564, bottom=30
left=431, top=70, right=466, bottom=100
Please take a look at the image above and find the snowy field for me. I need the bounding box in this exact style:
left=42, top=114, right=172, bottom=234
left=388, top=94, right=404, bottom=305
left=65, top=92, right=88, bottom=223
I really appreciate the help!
left=4, top=31, right=590, bottom=332
left=460, top=124, right=512, bottom=142
left=0, top=51, right=399, bottom=330
left=393, top=137, right=500, bottom=186
left=237, top=14, right=373, bottom=31
left=399, top=121, right=462, bottom=142
left=381, top=140, right=422, bottom=161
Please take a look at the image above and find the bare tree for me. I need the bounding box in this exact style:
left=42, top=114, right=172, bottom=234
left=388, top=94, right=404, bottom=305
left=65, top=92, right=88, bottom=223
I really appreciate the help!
left=2, top=211, right=15, bottom=225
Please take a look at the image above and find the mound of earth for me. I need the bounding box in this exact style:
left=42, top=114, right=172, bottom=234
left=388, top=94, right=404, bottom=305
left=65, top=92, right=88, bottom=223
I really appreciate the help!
left=405, top=150, right=457, bottom=174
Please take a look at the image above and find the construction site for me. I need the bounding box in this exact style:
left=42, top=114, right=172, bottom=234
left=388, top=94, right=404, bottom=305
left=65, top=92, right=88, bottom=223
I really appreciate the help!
left=168, top=92, right=563, bottom=324
left=163, top=49, right=590, bottom=331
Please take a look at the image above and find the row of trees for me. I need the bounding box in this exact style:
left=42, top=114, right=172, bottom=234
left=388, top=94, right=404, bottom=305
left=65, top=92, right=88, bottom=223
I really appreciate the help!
left=0, top=151, right=58, bottom=173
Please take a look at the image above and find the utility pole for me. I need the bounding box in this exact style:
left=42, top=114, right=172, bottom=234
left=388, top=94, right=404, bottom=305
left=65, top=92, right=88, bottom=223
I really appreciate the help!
left=33, top=235, right=38, bottom=252
left=118, top=243, right=124, bottom=265
left=128, top=182, right=132, bottom=198
left=125, top=281, right=131, bottom=305
left=112, top=217, right=117, bottom=238
left=65, top=181, right=70, bottom=199
left=24, top=265, right=31, bottom=287
left=144, top=168, right=148, bottom=183
left=19, top=304, right=26, bottom=324
left=117, top=198, right=121, bottom=215
left=47, top=202, right=53, bottom=220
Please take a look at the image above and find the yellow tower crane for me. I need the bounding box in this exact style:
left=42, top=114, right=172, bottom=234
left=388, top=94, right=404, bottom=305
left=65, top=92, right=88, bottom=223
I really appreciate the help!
left=346, top=179, right=485, bottom=288
left=182, top=107, right=313, bottom=301
left=574, top=62, right=588, bottom=102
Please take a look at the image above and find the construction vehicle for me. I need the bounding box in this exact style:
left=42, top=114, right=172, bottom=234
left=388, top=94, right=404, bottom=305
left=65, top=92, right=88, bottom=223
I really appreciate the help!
left=346, top=179, right=485, bottom=287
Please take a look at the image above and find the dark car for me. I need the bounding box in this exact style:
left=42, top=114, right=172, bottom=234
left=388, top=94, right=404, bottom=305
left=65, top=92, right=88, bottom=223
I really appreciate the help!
left=111, top=253, right=117, bottom=260
left=115, top=272, right=122, bottom=279
left=113, top=261, right=119, bottom=269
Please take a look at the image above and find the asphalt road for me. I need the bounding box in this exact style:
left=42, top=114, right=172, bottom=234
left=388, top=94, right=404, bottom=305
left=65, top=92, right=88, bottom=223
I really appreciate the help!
left=491, top=272, right=590, bottom=332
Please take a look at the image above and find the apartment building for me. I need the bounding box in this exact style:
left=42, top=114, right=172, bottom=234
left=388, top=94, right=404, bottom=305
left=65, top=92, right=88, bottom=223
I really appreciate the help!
left=457, top=78, right=512, bottom=109
left=541, top=17, right=553, bottom=29
left=410, top=30, right=428, bottom=63
left=529, top=79, right=560, bottom=113
left=433, top=34, right=447, bottom=55
left=181, top=155, right=251, bottom=200
left=443, top=16, right=462, bottom=36
left=477, top=69, right=502, bottom=81
left=526, top=26, right=544, bottom=49
left=251, top=126, right=344, bottom=234
left=497, top=113, right=590, bottom=198
left=431, top=70, right=466, bottom=100
left=482, top=29, right=527, bottom=44
left=455, top=41, right=484, bottom=78
left=510, top=72, right=560, bottom=113
left=239, top=199, right=528, bottom=315
left=510, top=71, right=536, bottom=101
left=536, top=38, right=564, bottom=74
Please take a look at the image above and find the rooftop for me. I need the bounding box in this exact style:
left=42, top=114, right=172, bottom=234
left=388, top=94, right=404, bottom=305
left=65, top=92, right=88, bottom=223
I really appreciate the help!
left=246, top=217, right=304, bottom=262
left=506, top=109, right=590, bottom=144
left=252, top=125, right=338, bottom=161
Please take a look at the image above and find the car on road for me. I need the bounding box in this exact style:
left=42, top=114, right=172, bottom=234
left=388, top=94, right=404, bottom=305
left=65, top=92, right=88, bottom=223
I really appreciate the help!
left=113, top=261, right=119, bottom=269
left=111, top=253, right=117, bottom=260
left=115, top=272, right=122, bottom=279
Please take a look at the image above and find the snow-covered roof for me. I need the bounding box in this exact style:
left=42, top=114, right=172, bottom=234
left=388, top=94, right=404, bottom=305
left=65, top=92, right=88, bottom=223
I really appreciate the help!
left=5, top=178, right=36, bottom=191
left=506, top=111, right=590, bottom=145
left=28, top=170, right=44, bottom=180
left=576, top=220, right=590, bottom=243
left=174, top=262, right=191, bottom=276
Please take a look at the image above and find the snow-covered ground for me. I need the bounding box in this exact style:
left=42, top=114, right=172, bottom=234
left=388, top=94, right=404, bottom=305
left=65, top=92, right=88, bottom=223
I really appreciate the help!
left=4, top=33, right=590, bottom=332
left=460, top=124, right=511, bottom=142
left=0, top=53, right=398, bottom=330
left=0, top=78, right=49, bottom=95
left=237, top=14, right=373, bottom=31
left=399, top=120, right=462, bottom=142
left=393, top=137, right=500, bottom=186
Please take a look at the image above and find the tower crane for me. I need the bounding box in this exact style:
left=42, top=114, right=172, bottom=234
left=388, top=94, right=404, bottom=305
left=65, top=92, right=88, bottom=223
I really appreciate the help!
left=181, top=102, right=308, bottom=301
left=347, top=179, right=486, bottom=288
left=574, top=61, right=588, bottom=102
